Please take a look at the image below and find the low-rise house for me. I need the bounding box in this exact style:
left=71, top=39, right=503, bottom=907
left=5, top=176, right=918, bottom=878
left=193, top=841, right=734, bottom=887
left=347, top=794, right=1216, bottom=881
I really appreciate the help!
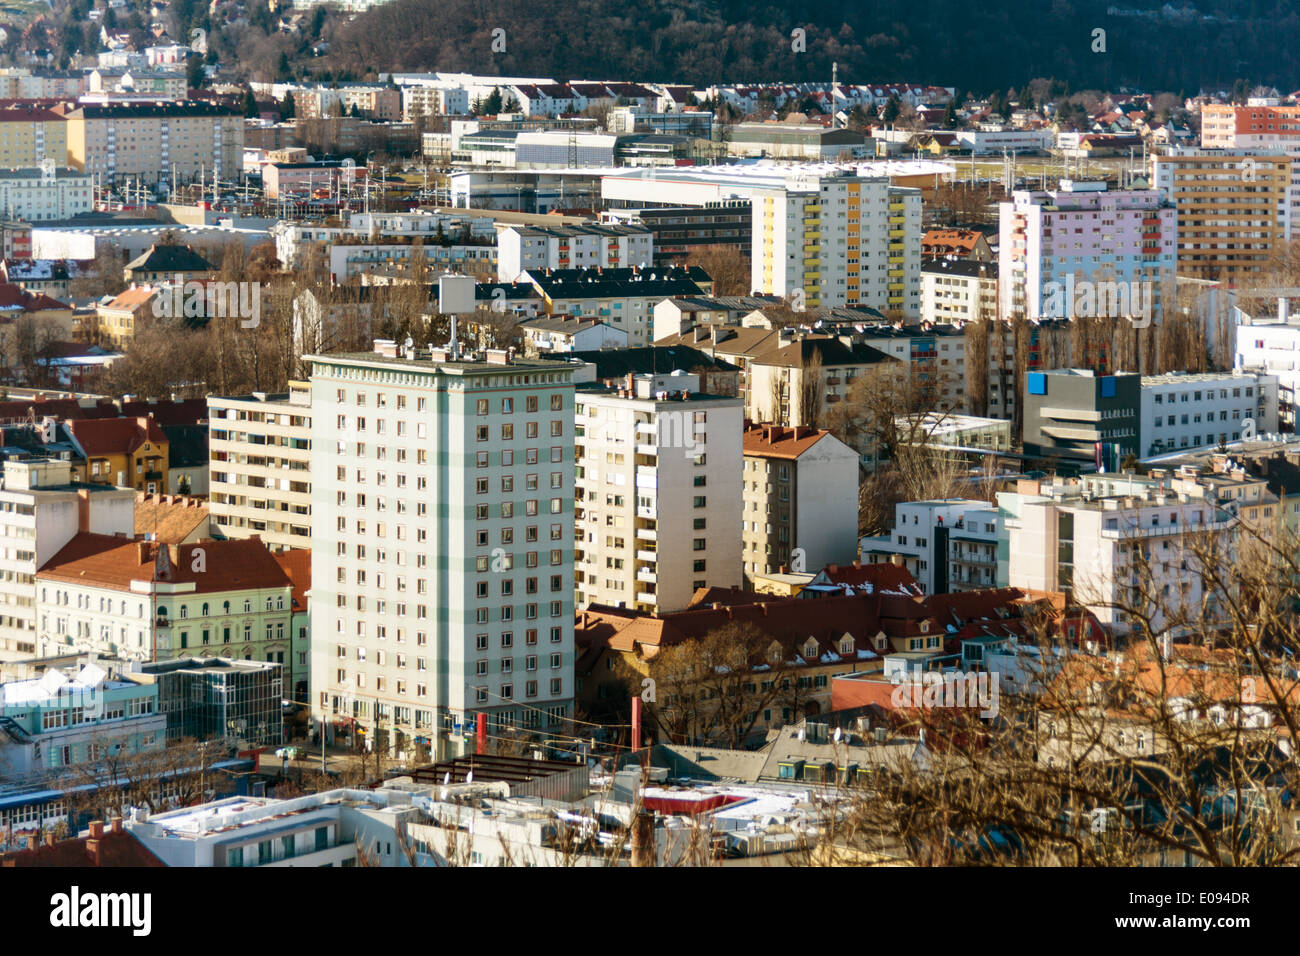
left=518, top=316, right=628, bottom=356
left=65, top=415, right=169, bottom=492
left=122, top=243, right=215, bottom=284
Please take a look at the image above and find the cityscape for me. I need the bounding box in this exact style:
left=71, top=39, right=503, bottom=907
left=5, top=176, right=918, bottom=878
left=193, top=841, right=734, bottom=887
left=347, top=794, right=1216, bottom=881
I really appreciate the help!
left=0, top=0, right=1287, bottom=907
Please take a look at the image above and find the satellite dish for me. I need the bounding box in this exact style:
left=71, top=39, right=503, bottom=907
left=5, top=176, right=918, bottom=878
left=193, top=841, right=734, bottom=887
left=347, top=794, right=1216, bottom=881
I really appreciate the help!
left=442, top=771, right=451, bottom=786
left=833, top=727, right=842, bottom=743
left=465, top=770, right=474, bottom=784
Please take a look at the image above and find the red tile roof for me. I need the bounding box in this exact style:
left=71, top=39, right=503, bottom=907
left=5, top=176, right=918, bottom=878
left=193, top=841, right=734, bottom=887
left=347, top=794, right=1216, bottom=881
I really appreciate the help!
left=66, top=415, right=167, bottom=457
left=38, top=533, right=292, bottom=594
left=274, top=548, right=311, bottom=613
left=742, top=422, right=832, bottom=459
left=0, top=826, right=165, bottom=867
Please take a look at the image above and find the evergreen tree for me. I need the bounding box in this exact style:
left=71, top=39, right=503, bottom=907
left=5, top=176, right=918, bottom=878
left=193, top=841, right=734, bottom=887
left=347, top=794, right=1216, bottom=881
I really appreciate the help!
left=882, top=94, right=901, bottom=125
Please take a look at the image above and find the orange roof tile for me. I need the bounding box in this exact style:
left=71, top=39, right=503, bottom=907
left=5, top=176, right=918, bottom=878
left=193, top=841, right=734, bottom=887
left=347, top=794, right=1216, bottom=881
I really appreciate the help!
left=38, top=533, right=291, bottom=594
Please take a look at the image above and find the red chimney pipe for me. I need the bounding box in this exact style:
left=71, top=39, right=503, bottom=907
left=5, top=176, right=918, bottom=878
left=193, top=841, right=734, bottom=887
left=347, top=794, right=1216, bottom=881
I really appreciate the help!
left=475, top=713, right=486, bottom=755
left=631, top=695, right=642, bottom=750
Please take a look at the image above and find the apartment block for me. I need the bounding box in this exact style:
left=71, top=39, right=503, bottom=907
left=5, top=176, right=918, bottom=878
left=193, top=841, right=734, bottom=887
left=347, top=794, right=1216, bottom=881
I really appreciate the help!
left=1236, top=311, right=1300, bottom=429
left=1140, top=371, right=1279, bottom=457
left=208, top=385, right=313, bottom=552
left=1152, top=149, right=1290, bottom=278
left=751, top=173, right=921, bottom=315
left=496, top=224, right=653, bottom=282
left=860, top=498, right=1000, bottom=593
left=0, top=162, right=91, bottom=220
left=745, top=335, right=894, bottom=442
left=920, top=258, right=998, bottom=325
left=999, top=180, right=1176, bottom=320
left=0, top=105, right=68, bottom=168
left=525, top=266, right=707, bottom=347
left=63, top=101, right=244, bottom=186
left=740, top=423, right=860, bottom=580
left=999, top=474, right=1233, bottom=635
left=1200, top=100, right=1300, bottom=149
left=574, top=375, right=743, bottom=613
left=0, top=459, right=134, bottom=663
left=308, top=343, right=577, bottom=762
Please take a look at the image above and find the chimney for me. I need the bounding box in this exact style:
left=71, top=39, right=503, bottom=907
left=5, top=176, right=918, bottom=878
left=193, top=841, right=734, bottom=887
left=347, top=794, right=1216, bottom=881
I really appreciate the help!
left=88, top=821, right=105, bottom=839
left=44, top=830, right=55, bottom=847
left=110, top=817, right=123, bottom=835
left=86, top=838, right=101, bottom=866
left=77, top=488, right=92, bottom=531
left=137, top=541, right=150, bottom=563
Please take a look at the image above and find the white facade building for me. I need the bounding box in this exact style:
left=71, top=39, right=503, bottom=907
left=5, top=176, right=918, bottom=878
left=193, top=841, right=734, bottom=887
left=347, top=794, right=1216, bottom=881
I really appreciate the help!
left=859, top=498, right=999, bottom=594
left=999, top=474, right=1232, bottom=635
left=308, top=344, right=577, bottom=761
left=0, top=459, right=134, bottom=664
left=574, top=376, right=743, bottom=613
left=1235, top=312, right=1300, bottom=430
left=124, top=789, right=421, bottom=867
left=1140, top=371, right=1279, bottom=458
left=740, top=423, right=860, bottom=579
left=920, top=259, right=998, bottom=325
left=496, top=224, right=653, bottom=282
left=0, top=161, right=92, bottom=221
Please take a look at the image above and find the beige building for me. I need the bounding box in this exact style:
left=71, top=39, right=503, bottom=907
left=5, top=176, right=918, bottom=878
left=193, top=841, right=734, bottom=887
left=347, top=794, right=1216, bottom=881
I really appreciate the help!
left=64, top=101, right=244, bottom=186
left=574, top=376, right=743, bottom=614
left=0, top=105, right=69, bottom=168
left=208, top=385, right=313, bottom=552
left=1152, top=149, right=1291, bottom=280
left=94, top=285, right=160, bottom=349
left=745, top=335, right=895, bottom=437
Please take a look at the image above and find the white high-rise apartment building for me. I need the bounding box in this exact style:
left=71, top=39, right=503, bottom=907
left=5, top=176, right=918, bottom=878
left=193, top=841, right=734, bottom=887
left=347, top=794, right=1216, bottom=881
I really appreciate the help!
left=999, top=180, right=1176, bottom=321
left=751, top=172, right=921, bottom=315
left=208, top=384, right=313, bottom=552
left=0, top=459, right=135, bottom=663
left=574, top=373, right=743, bottom=613
left=309, top=343, right=576, bottom=762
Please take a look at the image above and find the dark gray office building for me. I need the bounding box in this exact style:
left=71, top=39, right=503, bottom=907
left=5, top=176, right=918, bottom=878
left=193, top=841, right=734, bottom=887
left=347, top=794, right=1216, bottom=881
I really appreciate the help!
left=1022, top=369, right=1140, bottom=472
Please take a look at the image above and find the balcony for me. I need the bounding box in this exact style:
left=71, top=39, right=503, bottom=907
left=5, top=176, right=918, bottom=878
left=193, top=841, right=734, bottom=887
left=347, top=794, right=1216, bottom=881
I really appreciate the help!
left=636, top=504, right=655, bottom=519
left=636, top=568, right=657, bottom=584
left=635, top=443, right=657, bottom=457
left=636, top=527, right=657, bottom=542
left=636, top=591, right=657, bottom=605
left=636, top=549, right=657, bottom=562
